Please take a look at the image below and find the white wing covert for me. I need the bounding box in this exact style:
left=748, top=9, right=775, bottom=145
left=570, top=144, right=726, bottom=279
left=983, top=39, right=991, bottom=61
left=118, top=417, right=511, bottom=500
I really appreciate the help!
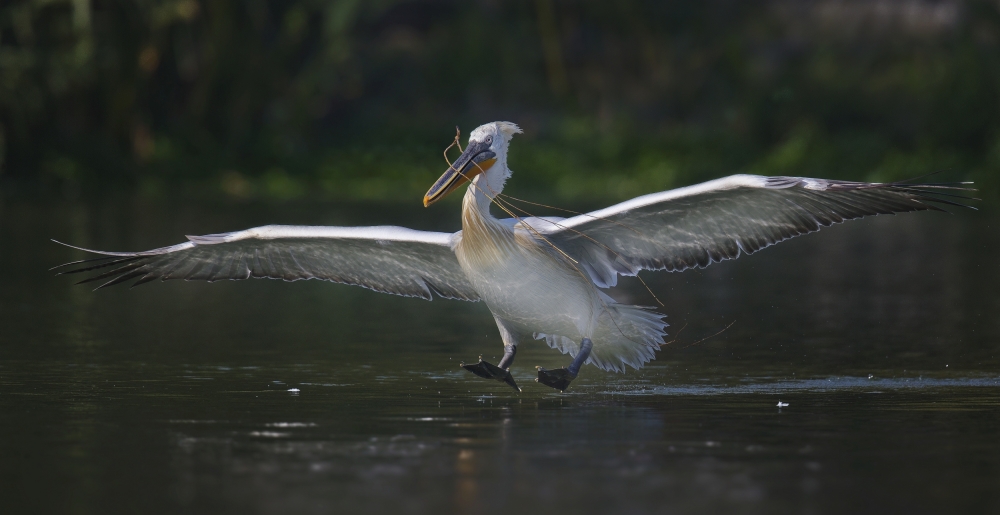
left=533, top=175, right=973, bottom=287
left=53, top=225, right=480, bottom=301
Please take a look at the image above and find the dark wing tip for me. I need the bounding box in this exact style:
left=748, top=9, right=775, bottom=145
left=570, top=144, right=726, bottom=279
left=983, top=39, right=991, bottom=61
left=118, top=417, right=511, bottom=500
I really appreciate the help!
left=779, top=175, right=980, bottom=211
left=50, top=256, right=116, bottom=271
left=889, top=185, right=979, bottom=211
left=52, top=239, right=155, bottom=289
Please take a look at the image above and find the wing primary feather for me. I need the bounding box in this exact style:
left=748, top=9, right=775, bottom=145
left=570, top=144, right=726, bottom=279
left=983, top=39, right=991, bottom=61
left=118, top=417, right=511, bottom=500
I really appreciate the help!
left=74, top=262, right=147, bottom=285
left=57, top=256, right=144, bottom=275
left=50, top=256, right=124, bottom=271
left=130, top=273, right=161, bottom=288
left=904, top=194, right=973, bottom=211
left=816, top=192, right=888, bottom=218
left=157, top=255, right=188, bottom=280
left=94, top=270, right=149, bottom=291
left=781, top=197, right=828, bottom=229
left=890, top=186, right=981, bottom=204
left=897, top=183, right=976, bottom=190
left=891, top=170, right=963, bottom=185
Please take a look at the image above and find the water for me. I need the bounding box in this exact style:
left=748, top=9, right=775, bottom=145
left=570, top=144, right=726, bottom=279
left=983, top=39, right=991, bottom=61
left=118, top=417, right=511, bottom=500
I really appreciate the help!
left=2, top=196, right=999, bottom=514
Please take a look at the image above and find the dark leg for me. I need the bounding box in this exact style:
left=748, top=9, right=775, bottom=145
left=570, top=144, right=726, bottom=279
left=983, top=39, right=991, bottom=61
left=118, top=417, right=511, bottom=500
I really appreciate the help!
left=536, top=338, right=593, bottom=392
left=498, top=344, right=516, bottom=369
left=461, top=345, right=520, bottom=391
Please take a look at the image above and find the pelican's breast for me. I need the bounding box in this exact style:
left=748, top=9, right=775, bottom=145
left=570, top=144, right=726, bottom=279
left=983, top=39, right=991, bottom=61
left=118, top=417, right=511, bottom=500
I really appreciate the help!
left=455, top=197, right=600, bottom=339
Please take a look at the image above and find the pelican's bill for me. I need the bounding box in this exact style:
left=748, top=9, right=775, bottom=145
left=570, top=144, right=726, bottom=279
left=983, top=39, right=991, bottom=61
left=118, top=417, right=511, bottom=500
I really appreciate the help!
left=424, top=139, right=496, bottom=206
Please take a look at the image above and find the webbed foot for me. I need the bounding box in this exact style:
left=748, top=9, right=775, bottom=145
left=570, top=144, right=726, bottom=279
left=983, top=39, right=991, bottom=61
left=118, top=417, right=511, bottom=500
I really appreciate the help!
left=535, top=367, right=577, bottom=392
left=535, top=338, right=592, bottom=392
left=461, top=356, right=520, bottom=392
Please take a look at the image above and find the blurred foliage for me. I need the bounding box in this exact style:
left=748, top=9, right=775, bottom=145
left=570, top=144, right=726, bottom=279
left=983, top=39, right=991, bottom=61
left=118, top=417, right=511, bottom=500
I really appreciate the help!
left=0, top=0, right=998, bottom=202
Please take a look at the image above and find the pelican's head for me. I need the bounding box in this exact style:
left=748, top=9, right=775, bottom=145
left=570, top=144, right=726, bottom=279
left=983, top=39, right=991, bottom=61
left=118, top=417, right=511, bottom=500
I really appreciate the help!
left=423, top=121, right=522, bottom=207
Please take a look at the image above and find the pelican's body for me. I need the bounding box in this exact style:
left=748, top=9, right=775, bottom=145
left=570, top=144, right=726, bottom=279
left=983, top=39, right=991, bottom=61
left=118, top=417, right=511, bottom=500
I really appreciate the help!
left=54, top=121, right=972, bottom=392
left=453, top=154, right=667, bottom=380
left=457, top=195, right=600, bottom=342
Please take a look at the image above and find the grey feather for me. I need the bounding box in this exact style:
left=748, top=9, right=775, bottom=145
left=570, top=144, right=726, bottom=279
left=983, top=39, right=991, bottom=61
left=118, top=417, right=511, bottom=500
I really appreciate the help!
left=542, top=174, right=975, bottom=285
left=54, top=225, right=480, bottom=301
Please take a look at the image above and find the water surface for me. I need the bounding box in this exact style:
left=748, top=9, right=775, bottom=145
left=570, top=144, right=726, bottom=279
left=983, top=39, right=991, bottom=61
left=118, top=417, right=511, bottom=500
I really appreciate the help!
left=1, top=197, right=998, bottom=514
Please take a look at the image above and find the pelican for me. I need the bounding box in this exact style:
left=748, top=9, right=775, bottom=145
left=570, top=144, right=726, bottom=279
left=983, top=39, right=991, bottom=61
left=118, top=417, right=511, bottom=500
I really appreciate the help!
left=54, top=121, right=973, bottom=392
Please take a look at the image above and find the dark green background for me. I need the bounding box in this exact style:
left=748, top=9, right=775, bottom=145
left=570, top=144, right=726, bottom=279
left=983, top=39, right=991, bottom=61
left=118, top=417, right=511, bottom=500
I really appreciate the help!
left=2, top=0, right=997, bottom=201
left=3, top=4, right=1000, bottom=513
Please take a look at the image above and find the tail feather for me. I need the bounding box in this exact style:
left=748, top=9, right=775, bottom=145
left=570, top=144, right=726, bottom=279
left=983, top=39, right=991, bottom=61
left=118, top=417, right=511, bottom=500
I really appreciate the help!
left=534, top=304, right=668, bottom=373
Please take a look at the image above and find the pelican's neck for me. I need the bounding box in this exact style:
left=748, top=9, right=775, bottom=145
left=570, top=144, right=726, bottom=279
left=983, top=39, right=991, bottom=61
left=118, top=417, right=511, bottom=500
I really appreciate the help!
left=464, top=182, right=490, bottom=219
left=462, top=179, right=496, bottom=230
left=459, top=166, right=517, bottom=266
left=462, top=161, right=509, bottom=222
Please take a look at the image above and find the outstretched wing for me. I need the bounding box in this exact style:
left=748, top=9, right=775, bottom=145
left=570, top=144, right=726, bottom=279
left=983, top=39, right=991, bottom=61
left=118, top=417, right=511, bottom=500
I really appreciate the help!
left=532, top=174, right=974, bottom=287
left=53, top=225, right=479, bottom=301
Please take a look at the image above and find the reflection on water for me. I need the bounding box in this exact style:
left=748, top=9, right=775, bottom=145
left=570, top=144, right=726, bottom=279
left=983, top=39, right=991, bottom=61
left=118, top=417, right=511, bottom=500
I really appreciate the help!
left=1, top=197, right=999, bottom=514
left=612, top=375, right=1000, bottom=395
